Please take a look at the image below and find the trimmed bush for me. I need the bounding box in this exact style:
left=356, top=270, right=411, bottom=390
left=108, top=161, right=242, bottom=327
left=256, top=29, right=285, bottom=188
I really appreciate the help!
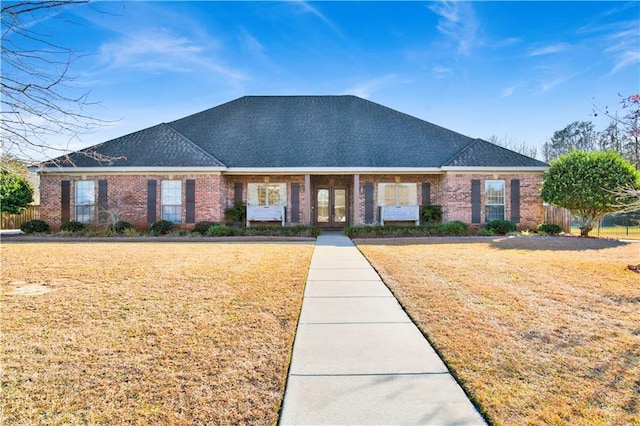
left=421, top=205, right=443, bottom=223
left=206, top=225, right=237, bottom=237
left=151, top=220, right=174, bottom=235
left=61, top=221, right=85, bottom=232
left=113, top=220, right=133, bottom=233
left=20, top=219, right=49, bottom=234
left=344, top=222, right=468, bottom=238
left=192, top=221, right=218, bottom=235
left=537, top=223, right=563, bottom=236
left=478, top=228, right=495, bottom=236
left=437, top=221, right=468, bottom=236
left=485, top=220, right=517, bottom=235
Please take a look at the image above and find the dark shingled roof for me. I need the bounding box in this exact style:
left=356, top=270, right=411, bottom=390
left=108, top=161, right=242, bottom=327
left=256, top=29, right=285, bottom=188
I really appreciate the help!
left=444, top=139, right=547, bottom=167
left=51, top=123, right=224, bottom=167
left=47, top=95, right=547, bottom=169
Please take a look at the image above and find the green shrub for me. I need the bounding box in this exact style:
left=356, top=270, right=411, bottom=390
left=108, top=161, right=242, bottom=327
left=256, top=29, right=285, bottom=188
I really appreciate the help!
left=167, top=230, right=189, bottom=237
left=224, top=201, right=246, bottom=224
left=112, top=220, right=133, bottom=233
left=478, top=228, right=495, bottom=236
left=61, top=221, right=85, bottom=232
left=122, top=227, right=139, bottom=237
left=437, top=221, right=468, bottom=236
left=344, top=223, right=451, bottom=238
left=485, top=220, right=516, bottom=235
left=192, top=221, right=218, bottom=235
left=151, top=220, right=174, bottom=235
left=421, top=205, right=443, bottom=223
left=537, top=223, right=563, bottom=235
left=206, top=225, right=237, bottom=237
left=20, top=219, right=49, bottom=234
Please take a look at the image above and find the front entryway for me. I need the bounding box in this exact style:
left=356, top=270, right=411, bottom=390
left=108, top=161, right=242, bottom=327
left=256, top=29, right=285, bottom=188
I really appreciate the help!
left=316, top=187, right=348, bottom=229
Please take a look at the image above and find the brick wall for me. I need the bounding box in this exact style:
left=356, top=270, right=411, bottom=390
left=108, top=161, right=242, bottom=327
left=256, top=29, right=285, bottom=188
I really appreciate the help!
left=224, top=175, right=307, bottom=224
left=357, top=174, right=442, bottom=225
left=39, top=171, right=545, bottom=231
left=39, top=173, right=225, bottom=231
left=440, top=172, right=544, bottom=230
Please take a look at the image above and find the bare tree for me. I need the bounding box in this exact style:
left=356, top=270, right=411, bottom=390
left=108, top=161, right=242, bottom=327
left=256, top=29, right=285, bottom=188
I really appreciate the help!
left=1, top=1, right=113, bottom=166
left=592, top=93, right=640, bottom=169
left=487, top=134, right=538, bottom=160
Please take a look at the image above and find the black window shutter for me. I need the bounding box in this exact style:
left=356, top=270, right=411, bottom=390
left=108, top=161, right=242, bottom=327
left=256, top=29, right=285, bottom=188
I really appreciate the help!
left=421, top=182, right=431, bottom=205
left=234, top=183, right=243, bottom=203
left=98, top=180, right=108, bottom=222
left=186, top=179, right=196, bottom=223
left=147, top=180, right=157, bottom=224
left=510, top=179, right=520, bottom=223
left=471, top=180, right=481, bottom=224
left=291, top=183, right=300, bottom=223
left=61, top=181, right=70, bottom=223
left=364, top=183, right=374, bottom=224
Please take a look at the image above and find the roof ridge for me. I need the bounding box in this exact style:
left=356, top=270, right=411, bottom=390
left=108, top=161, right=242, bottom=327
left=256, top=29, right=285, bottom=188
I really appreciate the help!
left=441, top=138, right=480, bottom=166
left=162, top=123, right=226, bottom=167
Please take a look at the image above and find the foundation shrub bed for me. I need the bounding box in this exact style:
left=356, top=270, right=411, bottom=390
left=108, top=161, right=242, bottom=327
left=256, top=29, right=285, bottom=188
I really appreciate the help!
left=537, top=223, right=563, bottom=235
left=484, top=219, right=517, bottom=235
left=112, top=220, right=133, bottom=233
left=19, top=219, right=49, bottom=234
left=60, top=221, right=85, bottom=232
left=344, top=221, right=469, bottom=238
left=150, top=220, right=174, bottom=235
left=192, top=221, right=219, bottom=235
left=205, top=224, right=320, bottom=238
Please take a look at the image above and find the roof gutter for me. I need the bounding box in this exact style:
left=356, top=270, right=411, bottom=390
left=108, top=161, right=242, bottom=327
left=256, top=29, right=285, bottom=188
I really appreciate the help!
left=31, top=166, right=227, bottom=174
left=440, top=166, right=548, bottom=172
left=224, top=167, right=443, bottom=174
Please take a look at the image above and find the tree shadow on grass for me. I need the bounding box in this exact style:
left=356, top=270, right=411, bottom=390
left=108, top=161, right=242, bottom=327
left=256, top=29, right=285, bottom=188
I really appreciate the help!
left=489, top=236, right=633, bottom=251
left=353, top=236, right=633, bottom=252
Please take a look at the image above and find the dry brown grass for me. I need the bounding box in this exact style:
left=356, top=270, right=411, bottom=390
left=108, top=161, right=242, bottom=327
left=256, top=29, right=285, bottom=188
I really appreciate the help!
left=1, top=242, right=314, bottom=425
left=356, top=236, right=640, bottom=426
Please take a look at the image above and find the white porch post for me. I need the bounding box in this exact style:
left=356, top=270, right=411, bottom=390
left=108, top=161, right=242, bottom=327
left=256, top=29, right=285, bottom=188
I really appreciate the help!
left=304, top=174, right=311, bottom=225
left=352, top=174, right=360, bottom=226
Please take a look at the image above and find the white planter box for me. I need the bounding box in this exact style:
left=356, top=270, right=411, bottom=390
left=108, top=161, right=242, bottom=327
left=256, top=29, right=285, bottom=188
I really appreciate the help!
left=246, top=205, right=285, bottom=226
left=380, top=205, right=419, bottom=226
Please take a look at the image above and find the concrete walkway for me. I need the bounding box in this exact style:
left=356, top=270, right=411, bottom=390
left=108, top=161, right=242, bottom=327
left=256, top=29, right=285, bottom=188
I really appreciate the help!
left=279, top=233, right=486, bottom=425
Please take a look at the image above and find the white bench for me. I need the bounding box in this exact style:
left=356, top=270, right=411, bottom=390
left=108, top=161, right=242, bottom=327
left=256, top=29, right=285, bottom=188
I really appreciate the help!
left=380, top=205, right=420, bottom=226
left=246, top=205, right=285, bottom=227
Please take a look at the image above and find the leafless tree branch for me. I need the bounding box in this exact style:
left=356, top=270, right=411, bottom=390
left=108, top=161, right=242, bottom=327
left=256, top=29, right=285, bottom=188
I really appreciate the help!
left=1, top=1, right=119, bottom=167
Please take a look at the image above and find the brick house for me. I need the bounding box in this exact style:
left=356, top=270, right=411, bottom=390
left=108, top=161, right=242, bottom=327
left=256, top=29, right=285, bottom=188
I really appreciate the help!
left=36, top=95, right=548, bottom=231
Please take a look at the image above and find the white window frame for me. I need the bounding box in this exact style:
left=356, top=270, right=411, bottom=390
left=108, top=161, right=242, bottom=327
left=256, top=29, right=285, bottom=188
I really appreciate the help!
left=377, top=183, right=417, bottom=207
left=75, top=180, right=95, bottom=223
left=161, top=180, right=182, bottom=223
left=485, top=180, right=506, bottom=222
left=247, top=183, right=287, bottom=206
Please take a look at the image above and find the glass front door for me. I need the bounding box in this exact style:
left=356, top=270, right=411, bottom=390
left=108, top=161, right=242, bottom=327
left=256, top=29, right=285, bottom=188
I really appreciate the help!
left=316, top=187, right=348, bottom=228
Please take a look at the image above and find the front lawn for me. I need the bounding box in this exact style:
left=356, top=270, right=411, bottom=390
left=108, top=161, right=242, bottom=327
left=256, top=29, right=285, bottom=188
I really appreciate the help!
left=1, top=242, right=314, bottom=425
left=356, top=237, right=639, bottom=425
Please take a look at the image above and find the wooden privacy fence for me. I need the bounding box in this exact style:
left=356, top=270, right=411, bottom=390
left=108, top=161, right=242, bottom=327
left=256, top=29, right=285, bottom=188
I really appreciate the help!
left=543, top=204, right=571, bottom=233
left=1, top=205, right=40, bottom=230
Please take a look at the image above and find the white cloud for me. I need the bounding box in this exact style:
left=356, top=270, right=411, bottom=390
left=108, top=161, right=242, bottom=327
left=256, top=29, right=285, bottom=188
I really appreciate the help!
left=342, top=74, right=404, bottom=99
left=293, top=1, right=344, bottom=38
left=539, top=74, right=574, bottom=94
left=97, top=30, right=247, bottom=82
left=239, top=28, right=265, bottom=59
left=501, top=86, right=515, bottom=98
left=604, top=24, right=640, bottom=74
left=432, top=66, right=451, bottom=79
left=428, top=1, right=480, bottom=55
left=527, top=43, right=570, bottom=57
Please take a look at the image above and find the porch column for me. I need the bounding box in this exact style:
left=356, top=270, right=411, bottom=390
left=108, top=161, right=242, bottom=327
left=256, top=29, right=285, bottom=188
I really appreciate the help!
left=304, top=174, right=311, bottom=225
left=352, top=174, right=360, bottom=226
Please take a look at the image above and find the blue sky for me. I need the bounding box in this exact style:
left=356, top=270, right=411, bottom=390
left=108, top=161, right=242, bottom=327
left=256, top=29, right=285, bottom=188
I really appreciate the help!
left=9, top=1, right=640, bottom=159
